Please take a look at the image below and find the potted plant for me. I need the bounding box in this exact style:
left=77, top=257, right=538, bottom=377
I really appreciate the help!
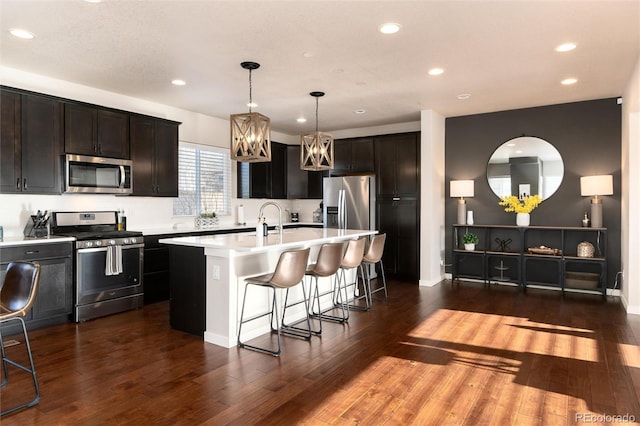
left=462, top=232, right=479, bottom=251
left=195, top=212, right=218, bottom=229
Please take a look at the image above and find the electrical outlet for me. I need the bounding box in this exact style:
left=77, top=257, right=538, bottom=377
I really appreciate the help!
left=212, top=265, right=221, bottom=280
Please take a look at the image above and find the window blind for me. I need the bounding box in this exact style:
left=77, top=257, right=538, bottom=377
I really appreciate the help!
left=173, top=144, right=231, bottom=216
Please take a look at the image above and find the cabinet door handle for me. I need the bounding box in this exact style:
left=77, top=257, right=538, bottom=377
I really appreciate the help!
left=25, top=250, right=39, bottom=255
left=392, top=197, right=400, bottom=201
left=16, top=178, right=21, bottom=190
left=23, top=178, right=27, bottom=191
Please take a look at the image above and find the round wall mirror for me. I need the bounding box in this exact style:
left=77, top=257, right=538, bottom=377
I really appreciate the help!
left=487, top=136, right=564, bottom=200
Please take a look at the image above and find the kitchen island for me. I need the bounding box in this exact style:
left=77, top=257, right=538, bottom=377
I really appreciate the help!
left=159, top=227, right=376, bottom=348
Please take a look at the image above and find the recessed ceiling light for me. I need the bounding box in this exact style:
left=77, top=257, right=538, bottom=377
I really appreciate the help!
left=555, top=42, right=577, bottom=52
left=561, top=78, right=578, bottom=85
left=302, top=51, right=314, bottom=58
left=171, top=79, right=186, bottom=86
left=84, top=0, right=104, bottom=3
left=456, top=93, right=471, bottom=100
left=428, top=68, right=444, bottom=76
left=354, top=109, right=366, bottom=114
left=379, top=23, right=401, bottom=34
left=9, top=28, right=35, bottom=39
left=296, top=117, right=307, bottom=123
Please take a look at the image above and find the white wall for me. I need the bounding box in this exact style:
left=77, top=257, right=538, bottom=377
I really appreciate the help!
left=418, top=110, right=446, bottom=286
left=621, top=57, right=640, bottom=314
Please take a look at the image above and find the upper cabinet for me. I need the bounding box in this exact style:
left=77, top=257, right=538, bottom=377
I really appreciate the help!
left=238, top=142, right=325, bottom=200
left=332, top=137, right=374, bottom=175
left=286, top=145, right=325, bottom=199
left=239, top=142, right=287, bottom=199
left=130, top=115, right=180, bottom=197
left=374, top=132, right=419, bottom=196
left=1, top=88, right=63, bottom=194
left=64, top=102, right=130, bottom=159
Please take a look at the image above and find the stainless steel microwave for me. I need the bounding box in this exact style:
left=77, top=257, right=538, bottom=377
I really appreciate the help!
left=65, top=154, right=133, bottom=194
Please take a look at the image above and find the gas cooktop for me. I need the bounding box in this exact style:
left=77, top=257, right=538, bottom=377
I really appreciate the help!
left=50, top=211, right=142, bottom=242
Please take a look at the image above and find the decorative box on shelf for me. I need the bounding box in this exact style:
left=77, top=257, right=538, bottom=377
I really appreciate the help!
left=195, top=216, right=219, bottom=229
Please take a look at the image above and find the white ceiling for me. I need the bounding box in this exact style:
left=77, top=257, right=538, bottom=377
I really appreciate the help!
left=1, top=0, right=638, bottom=135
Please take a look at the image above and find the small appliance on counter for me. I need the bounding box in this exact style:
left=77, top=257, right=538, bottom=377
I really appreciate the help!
left=313, top=204, right=323, bottom=223
left=290, top=212, right=299, bottom=222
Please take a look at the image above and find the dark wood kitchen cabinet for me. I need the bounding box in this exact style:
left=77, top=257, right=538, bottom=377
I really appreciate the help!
left=0, top=242, right=73, bottom=335
left=377, top=197, right=419, bottom=279
left=286, top=145, right=325, bottom=199
left=1, top=87, right=63, bottom=194
left=375, top=132, right=420, bottom=280
left=130, top=115, right=180, bottom=197
left=143, top=235, right=171, bottom=305
left=237, top=141, right=287, bottom=199
left=332, top=137, right=374, bottom=175
left=64, top=102, right=129, bottom=159
left=375, top=132, right=419, bottom=197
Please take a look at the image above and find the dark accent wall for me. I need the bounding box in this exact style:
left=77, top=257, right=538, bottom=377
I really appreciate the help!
left=445, top=98, right=621, bottom=288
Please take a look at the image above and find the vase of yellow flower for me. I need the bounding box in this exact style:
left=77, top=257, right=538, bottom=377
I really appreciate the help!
left=516, top=213, right=530, bottom=227
left=498, top=195, right=542, bottom=226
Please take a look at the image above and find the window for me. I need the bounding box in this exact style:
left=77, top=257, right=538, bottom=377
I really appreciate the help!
left=173, top=143, right=231, bottom=216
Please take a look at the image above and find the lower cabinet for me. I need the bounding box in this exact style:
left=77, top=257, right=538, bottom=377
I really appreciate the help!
left=377, top=196, right=419, bottom=280
left=142, top=235, right=171, bottom=304
left=0, top=242, right=73, bottom=335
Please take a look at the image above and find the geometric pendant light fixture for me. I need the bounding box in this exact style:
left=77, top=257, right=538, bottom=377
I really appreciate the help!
left=230, top=61, right=271, bottom=162
left=300, top=91, right=334, bottom=171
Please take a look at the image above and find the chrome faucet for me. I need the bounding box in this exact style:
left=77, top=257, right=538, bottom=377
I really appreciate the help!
left=258, top=201, right=283, bottom=238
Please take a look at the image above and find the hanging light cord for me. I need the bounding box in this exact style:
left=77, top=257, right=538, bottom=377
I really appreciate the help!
left=248, top=69, right=253, bottom=113
left=315, top=97, right=319, bottom=133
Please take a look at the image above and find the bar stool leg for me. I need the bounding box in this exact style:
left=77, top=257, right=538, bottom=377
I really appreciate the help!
left=0, top=328, right=9, bottom=387
left=308, top=272, right=350, bottom=325
left=237, top=284, right=283, bottom=356
left=339, top=264, right=371, bottom=311
left=0, top=317, right=40, bottom=416
left=281, top=278, right=322, bottom=339
left=367, top=260, right=388, bottom=302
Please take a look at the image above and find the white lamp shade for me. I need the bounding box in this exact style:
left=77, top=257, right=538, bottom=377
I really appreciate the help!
left=580, top=175, right=613, bottom=196
left=450, top=180, right=474, bottom=198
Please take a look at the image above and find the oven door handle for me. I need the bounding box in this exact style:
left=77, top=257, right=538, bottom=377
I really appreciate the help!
left=77, top=243, right=144, bottom=253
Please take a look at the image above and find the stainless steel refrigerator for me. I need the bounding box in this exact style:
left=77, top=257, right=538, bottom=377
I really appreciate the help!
left=323, top=175, right=375, bottom=230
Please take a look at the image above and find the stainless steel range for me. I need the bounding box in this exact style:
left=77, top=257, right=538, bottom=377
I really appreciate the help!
left=50, top=211, right=144, bottom=322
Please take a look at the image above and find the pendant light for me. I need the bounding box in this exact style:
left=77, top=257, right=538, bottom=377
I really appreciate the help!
left=300, top=91, right=334, bottom=171
left=230, top=61, right=271, bottom=162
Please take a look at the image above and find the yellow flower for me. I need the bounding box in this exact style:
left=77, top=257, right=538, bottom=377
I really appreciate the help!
left=499, top=195, right=542, bottom=214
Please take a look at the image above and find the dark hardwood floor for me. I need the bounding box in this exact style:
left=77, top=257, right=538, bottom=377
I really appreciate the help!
left=2, top=279, right=639, bottom=425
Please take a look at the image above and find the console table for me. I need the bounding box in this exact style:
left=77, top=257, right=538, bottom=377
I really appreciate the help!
left=451, top=225, right=607, bottom=298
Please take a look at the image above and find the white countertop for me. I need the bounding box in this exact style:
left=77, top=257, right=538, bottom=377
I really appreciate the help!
left=159, top=227, right=375, bottom=252
left=140, top=222, right=322, bottom=236
left=0, top=235, right=75, bottom=248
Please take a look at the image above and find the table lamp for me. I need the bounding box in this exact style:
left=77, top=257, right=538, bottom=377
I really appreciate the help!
left=450, top=180, right=474, bottom=225
left=580, top=175, right=613, bottom=228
